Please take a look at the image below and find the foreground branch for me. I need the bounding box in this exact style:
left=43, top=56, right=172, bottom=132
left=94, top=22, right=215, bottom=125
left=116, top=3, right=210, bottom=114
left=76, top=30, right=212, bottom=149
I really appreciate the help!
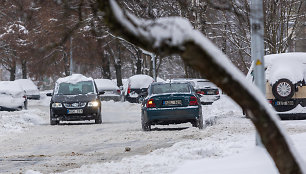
left=96, top=0, right=305, bottom=173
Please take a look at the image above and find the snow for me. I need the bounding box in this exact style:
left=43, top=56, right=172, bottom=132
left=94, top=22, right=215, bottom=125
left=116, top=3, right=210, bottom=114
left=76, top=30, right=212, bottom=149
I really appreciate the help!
left=264, top=52, right=306, bottom=85
left=174, top=148, right=278, bottom=174
left=0, top=81, right=24, bottom=97
left=128, top=74, right=154, bottom=88
left=94, top=79, right=119, bottom=91
left=15, top=79, right=40, bottom=96
left=56, top=74, right=93, bottom=85
left=0, top=81, right=25, bottom=108
left=0, top=95, right=303, bottom=174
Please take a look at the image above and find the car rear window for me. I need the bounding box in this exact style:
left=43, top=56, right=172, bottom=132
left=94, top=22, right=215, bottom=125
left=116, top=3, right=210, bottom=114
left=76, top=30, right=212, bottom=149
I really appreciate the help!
left=56, top=81, right=95, bottom=95
left=152, top=83, right=190, bottom=94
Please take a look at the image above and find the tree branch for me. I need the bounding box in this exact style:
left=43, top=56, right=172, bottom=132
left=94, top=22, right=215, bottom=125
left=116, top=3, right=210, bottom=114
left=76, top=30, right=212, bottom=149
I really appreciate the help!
left=96, top=0, right=306, bottom=174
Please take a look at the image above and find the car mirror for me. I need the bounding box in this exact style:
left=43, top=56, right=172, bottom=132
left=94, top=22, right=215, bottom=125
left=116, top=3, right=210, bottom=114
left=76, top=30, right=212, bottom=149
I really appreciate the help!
left=46, top=93, right=52, bottom=96
left=119, top=86, right=124, bottom=90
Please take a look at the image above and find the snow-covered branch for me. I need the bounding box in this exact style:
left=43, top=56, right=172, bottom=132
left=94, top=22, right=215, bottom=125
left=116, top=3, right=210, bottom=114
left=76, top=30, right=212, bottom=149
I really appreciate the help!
left=97, top=0, right=306, bottom=173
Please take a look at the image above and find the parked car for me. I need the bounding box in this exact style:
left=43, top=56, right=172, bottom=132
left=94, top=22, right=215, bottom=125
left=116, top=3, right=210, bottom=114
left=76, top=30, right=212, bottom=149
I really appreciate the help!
left=248, top=52, right=306, bottom=119
left=125, top=74, right=154, bottom=103
left=47, top=74, right=103, bottom=125
left=171, top=78, right=220, bottom=105
left=15, top=79, right=40, bottom=100
left=95, top=79, right=121, bottom=102
left=141, top=82, right=203, bottom=131
left=0, top=81, right=27, bottom=111
left=192, top=79, right=220, bottom=105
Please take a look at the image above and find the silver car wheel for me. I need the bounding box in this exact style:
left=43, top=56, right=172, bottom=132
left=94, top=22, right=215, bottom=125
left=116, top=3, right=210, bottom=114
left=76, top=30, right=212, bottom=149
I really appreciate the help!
left=276, top=82, right=292, bottom=97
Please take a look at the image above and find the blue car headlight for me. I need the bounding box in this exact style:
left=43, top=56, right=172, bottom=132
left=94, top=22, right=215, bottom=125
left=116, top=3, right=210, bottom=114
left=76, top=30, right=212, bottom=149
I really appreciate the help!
left=52, top=103, right=63, bottom=108
left=88, top=101, right=99, bottom=107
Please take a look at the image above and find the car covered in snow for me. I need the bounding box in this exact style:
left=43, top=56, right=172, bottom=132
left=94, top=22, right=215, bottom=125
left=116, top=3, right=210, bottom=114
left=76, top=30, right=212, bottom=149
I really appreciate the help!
left=125, top=74, right=154, bottom=103
left=249, top=52, right=306, bottom=119
left=0, top=81, right=28, bottom=111
left=141, top=82, right=203, bottom=131
left=47, top=74, right=103, bottom=125
left=15, top=79, right=40, bottom=100
left=94, top=79, right=121, bottom=102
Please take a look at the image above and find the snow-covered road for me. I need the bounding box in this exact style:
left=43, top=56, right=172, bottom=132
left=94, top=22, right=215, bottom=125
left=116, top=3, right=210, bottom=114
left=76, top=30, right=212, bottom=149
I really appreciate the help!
left=0, top=95, right=238, bottom=173
left=1, top=95, right=306, bottom=174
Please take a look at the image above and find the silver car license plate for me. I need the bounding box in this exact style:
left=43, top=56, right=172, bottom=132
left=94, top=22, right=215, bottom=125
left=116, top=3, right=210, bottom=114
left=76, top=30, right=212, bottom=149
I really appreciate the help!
left=67, top=109, right=83, bottom=114
left=206, top=90, right=215, bottom=95
left=164, top=100, right=182, bottom=105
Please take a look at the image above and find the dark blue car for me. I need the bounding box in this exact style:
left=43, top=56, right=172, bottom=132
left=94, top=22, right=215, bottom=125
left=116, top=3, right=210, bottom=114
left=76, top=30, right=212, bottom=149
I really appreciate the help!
left=141, top=82, right=203, bottom=131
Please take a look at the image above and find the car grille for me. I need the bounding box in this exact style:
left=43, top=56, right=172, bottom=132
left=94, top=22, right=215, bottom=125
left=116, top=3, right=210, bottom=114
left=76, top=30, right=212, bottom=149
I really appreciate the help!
left=64, top=102, right=86, bottom=108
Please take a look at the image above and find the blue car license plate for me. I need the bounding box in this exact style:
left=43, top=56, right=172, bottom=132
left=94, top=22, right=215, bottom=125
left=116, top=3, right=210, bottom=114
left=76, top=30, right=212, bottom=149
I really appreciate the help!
left=67, top=109, right=83, bottom=114
left=163, top=100, right=182, bottom=105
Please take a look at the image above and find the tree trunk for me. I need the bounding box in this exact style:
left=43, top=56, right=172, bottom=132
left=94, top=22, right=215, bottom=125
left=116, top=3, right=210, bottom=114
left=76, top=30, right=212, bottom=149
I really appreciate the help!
left=115, top=42, right=123, bottom=87
left=63, top=52, right=70, bottom=76
left=21, top=59, right=27, bottom=79
left=102, top=54, right=111, bottom=79
left=9, top=60, right=16, bottom=81
left=136, top=49, right=142, bottom=74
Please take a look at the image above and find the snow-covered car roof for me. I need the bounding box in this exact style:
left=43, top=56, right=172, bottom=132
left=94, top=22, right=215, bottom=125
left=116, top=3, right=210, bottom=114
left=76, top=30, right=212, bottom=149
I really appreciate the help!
left=128, top=74, right=154, bottom=89
left=191, top=79, right=217, bottom=89
left=170, top=78, right=196, bottom=88
left=15, top=79, right=39, bottom=95
left=56, top=74, right=93, bottom=84
left=95, top=79, right=119, bottom=91
left=265, top=52, right=306, bottom=85
left=0, top=81, right=24, bottom=97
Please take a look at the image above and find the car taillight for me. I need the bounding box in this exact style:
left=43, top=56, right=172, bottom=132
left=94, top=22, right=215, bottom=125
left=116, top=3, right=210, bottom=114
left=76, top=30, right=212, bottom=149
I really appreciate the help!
left=196, top=91, right=204, bottom=95
left=117, top=90, right=121, bottom=94
left=127, top=86, right=131, bottom=94
left=268, top=100, right=273, bottom=104
left=216, top=90, right=219, bottom=95
left=147, top=99, right=156, bottom=108
left=23, top=95, right=27, bottom=99
left=189, top=96, right=198, bottom=105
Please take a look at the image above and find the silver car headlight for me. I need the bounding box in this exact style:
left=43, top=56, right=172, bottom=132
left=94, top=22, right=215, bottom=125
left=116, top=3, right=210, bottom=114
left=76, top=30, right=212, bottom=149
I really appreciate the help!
left=52, top=103, right=63, bottom=108
left=88, top=101, right=99, bottom=107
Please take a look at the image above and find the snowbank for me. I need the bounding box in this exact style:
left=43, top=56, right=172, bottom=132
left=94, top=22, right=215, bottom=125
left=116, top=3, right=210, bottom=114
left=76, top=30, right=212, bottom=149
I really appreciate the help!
left=0, top=109, right=46, bottom=135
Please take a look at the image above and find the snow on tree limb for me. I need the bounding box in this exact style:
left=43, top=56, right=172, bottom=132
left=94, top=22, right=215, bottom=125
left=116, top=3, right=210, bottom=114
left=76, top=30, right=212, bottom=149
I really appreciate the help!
left=97, top=0, right=306, bottom=173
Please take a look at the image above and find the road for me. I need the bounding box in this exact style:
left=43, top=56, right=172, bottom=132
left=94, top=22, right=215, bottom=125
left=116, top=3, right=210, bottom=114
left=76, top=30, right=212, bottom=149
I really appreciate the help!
left=1, top=96, right=305, bottom=173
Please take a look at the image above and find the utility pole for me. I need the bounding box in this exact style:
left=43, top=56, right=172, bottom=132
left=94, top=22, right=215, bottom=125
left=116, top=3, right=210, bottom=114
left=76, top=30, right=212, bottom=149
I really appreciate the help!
left=250, top=0, right=265, bottom=146
left=69, top=37, right=74, bottom=75
left=152, top=54, right=156, bottom=82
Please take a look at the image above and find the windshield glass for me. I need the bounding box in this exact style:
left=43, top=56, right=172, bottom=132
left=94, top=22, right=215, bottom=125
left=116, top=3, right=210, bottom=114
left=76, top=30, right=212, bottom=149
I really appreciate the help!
left=55, top=81, right=95, bottom=95
left=151, top=83, right=190, bottom=94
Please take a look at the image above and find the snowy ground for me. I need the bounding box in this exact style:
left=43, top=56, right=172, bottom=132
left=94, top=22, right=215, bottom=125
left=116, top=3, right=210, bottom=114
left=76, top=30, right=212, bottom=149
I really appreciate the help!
left=1, top=94, right=306, bottom=174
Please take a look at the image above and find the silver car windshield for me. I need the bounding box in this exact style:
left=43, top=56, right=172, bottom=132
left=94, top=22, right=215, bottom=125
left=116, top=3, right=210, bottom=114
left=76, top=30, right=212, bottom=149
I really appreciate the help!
left=55, top=81, right=95, bottom=95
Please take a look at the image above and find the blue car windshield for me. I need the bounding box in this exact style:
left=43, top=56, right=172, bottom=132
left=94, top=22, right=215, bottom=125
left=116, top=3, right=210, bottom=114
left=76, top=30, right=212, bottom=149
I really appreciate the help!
left=56, top=81, right=95, bottom=95
left=151, top=83, right=190, bottom=94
